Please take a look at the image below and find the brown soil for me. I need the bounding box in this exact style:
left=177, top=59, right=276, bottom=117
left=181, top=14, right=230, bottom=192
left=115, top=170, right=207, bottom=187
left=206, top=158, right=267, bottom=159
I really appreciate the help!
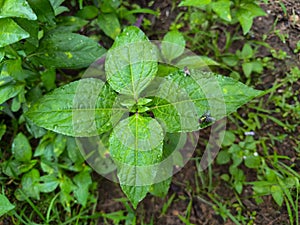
left=96, top=1, right=300, bottom=225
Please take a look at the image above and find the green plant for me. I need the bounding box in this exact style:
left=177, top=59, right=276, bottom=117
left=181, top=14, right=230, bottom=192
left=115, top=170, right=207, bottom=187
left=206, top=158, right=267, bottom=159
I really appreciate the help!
left=26, top=26, right=262, bottom=208
left=178, top=0, right=266, bottom=35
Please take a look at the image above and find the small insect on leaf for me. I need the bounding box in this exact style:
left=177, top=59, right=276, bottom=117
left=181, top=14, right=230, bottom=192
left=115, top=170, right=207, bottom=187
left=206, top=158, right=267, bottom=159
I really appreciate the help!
left=183, top=66, right=190, bottom=76
left=199, top=111, right=215, bottom=124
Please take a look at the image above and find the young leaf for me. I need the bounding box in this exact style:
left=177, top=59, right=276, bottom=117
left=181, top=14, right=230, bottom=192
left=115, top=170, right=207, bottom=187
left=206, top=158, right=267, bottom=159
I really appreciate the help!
left=38, top=174, right=59, bottom=193
left=161, top=30, right=185, bottom=62
left=109, top=114, right=164, bottom=207
left=0, top=0, right=37, bottom=20
left=33, top=32, right=106, bottom=69
left=0, top=83, right=24, bottom=105
left=179, top=0, right=211, bottom=7
left=105, top=26, right=158, bottom=98
left=211, top=0, right=231, bottom=22
left=12, top=133, right=32, bottom=162
left=15, top=18, right=39, bottom=47
left=271, top=185, right=284, bottom=206
left=97, top=13, right=121, bottom=39
left=0, top=194, right=15, bottom=217
left=19, top=169, right=41, bottom=200
left=73, top=168, right=92, bottom=206
left=26, top=78, right=122, bottom=137
left=0, top=18, right=29, bottom=48
left=176, top=55, right=219, bottom=69
left=237, top=3, right=266, bottom=35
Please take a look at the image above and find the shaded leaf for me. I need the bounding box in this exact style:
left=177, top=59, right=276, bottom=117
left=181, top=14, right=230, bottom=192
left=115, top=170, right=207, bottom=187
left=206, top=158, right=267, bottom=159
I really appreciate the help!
left=27, top=0, right=55, bottom=23
left=19, top=169, right=40, bottom=200
left=97, top=13, right=120, bottom=39
left=12, top=133, right=32, bottom=162
left=73, top=168, right=92, bottom=206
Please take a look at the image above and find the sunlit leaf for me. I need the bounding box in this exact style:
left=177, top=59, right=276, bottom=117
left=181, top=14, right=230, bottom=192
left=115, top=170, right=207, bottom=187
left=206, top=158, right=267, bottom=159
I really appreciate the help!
left=105, top=26, right=157, bottom=98
left=33, top=32, right=106, bottom=69
left=0, top=0, right=37, bottom=20
left=0, top=18, right=29, bottom=48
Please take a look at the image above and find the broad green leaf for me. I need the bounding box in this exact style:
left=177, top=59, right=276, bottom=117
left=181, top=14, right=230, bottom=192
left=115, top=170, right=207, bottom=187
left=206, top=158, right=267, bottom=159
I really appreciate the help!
left=242, top=61, right=263, bottom=77
left=0, top=0, right=37, bottom=20
left=105, top=26, right=158, bottom=98
left=216, top=150, right=230, bottom=165
left=242, top=62, right=253, bottom=77
left=147, top=70, right=262, bottom=132
left=77, top=5, right=98, bottom=19
left=2, top=159, right=37, bottom=178
left=0, top=83, right=24, bottom=105
left=53, top=134, right=66, bottom=157
left=0, top=194, right=15, bottom=217
left=0, top=18, right=29, bottom=48
left=49, top=0, right=69, bottom=15
left=161, top=30, right=185, bottom=62
left=20, top=169, right=40, bottom=200
left=27, top=0, right=55, bottom=23
left=237, top=9, right=253, bottom=35
left=241, top=43, right=253, bottom=59
left=176, top=56, right=219, bottom=69
left=33, top=32, right=106, bottom=69
left=179, top=0, right=211, bottom=7
left=66, top=137, right=84, bottom=164
left=56, top=16, right=88, bottom=32
left=15, top=18, right=39, bottom=47
left=237, top=4, right=266, bottom=34
left=211, top=0, right=231, bottom=22
left=120, top=185, right=150, bottom=209
left=97, top=13, right=121, bottom=39
left=39, top=174, right=59, bottom=193
left=221, top=130, right=236, bottom=146
left=59, top=175, right=76, bottom=212
left=109, top=115, right=164, bottom=207
left=244, top=155, right=260, bottom=169
left=12, top=133, right=32, bottom=162
left=0, top=59, right=26, bottom=81
left=110, top=115, right=163, bottom=167
left=73, top=168, right=92, bottom=206
left=26, top=78, right=122, bottom=137
left=41, top=68, right=56, bottom=91
left=271, top=185, right=284, bottom=206
left=150, top=178, right=171, bottom=197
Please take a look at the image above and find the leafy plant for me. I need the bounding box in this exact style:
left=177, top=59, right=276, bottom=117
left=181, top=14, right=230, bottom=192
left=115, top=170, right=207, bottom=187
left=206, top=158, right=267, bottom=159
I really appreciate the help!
left=26, top=26, right=262, bottom=208
left=179, top=0, right=266, bottom=34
